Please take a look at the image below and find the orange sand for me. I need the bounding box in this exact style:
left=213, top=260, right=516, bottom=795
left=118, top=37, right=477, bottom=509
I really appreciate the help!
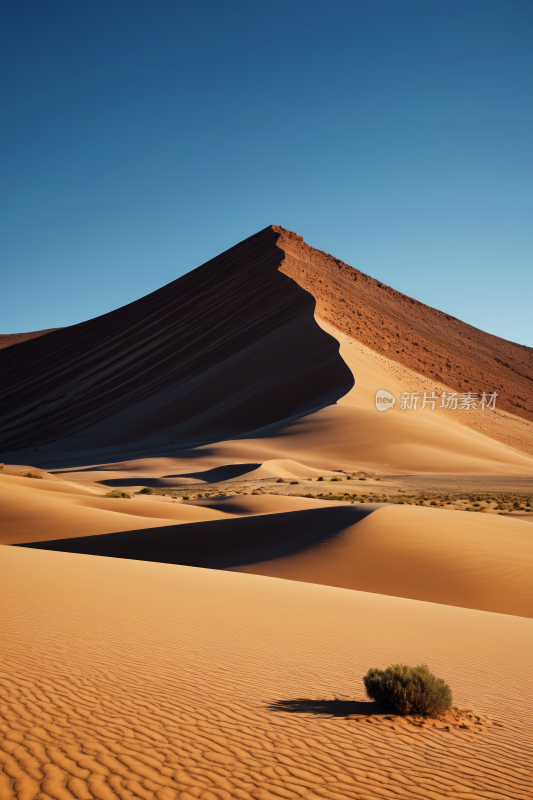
left=1, top=545, right=532, bottom=800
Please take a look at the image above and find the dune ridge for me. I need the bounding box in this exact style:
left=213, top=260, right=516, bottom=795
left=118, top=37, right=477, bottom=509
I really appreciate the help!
left=17, top=502, right=533, bottom=617
left=276, top=226, right=533, bottom=427
left=0, top=328, right=58, bottom=351
left=0, top=227, right=352, bottom=458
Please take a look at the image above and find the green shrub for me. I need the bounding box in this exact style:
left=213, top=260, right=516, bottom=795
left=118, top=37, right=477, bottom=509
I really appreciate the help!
left=105, top=490, right=131, bottom=499
left=363, top=663, right=452, bottom=717
left=138, top=487, right=155, bottom=494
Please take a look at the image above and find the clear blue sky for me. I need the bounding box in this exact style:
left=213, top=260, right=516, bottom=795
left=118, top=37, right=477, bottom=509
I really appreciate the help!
left=2, top=0, right=532, bottom=345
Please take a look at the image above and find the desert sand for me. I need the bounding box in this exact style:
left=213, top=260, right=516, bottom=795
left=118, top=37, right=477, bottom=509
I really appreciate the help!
left=1, top=226, right=532, bottom=798
left=1, top=546, right=532, bottom=800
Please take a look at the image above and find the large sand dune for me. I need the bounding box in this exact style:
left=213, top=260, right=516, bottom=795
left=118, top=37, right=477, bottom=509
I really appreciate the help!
left=0, top=228, right=352, bottom=459
left=1, top=546, right=532, bottom=800
left=2, top=226, right=532, bottom=472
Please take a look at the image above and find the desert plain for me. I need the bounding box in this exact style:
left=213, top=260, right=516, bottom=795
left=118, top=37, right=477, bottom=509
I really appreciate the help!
left=1, top=226, right=532, bottom=799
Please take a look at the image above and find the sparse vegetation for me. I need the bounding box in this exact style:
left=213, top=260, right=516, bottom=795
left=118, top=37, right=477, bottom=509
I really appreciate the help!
left=363, top=663, right=452, bottom=717
left=23, top=472, right=42, bottom=479
left=105, top=490, right=131, bottom=499
left=138, top=487, right=156, bottom=494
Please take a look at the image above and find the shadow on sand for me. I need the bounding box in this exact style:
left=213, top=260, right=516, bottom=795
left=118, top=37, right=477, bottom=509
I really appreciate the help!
left=268, top=699, right=381, bottom=717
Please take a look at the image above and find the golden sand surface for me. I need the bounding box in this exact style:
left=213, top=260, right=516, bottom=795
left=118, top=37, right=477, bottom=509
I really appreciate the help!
left=1, top=546, right=532, bottom=800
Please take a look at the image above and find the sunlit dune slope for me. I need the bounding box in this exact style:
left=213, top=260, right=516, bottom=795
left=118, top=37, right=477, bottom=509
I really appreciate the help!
left=17, top=502, right=533, bottom=616
left=182, top=402, right=533, bottom=476
left=233, top=504, right=533, bottom=617
left=1, top=546, right=532, bottom=799
left=0, top=227, right=352, bottom=457
left=277, top=226, right=533, bottom=427
left=0, top=473, right=230, bottom=545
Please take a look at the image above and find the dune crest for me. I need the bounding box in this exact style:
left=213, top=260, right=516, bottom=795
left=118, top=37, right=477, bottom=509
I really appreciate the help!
left=0, top=227, right=353, bottom=459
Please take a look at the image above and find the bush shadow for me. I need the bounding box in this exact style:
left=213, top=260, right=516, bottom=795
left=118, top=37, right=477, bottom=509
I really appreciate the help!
left=268, top=698, right=382, bottom=717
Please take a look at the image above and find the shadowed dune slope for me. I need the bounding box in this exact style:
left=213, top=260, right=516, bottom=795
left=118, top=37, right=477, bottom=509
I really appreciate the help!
left=276, top=226, right=533, bottom=427
left=16, top=503, right=533, bottom=616
left=1, top=546, right=532, bottom=799
left=0, top=227, right=352, bottom=456
left=15, top=505, right=382, bottom=567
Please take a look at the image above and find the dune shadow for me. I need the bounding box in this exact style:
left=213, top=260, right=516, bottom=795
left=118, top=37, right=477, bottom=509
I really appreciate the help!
left=99, top=463, right=262, bottom=488
left=268, top=699, right=381, bottom=717
left=14, top=505, right=379, bottom=568
left=164, top=463, right=261, bottom=482
left=101, top=477, right=176, bottom=487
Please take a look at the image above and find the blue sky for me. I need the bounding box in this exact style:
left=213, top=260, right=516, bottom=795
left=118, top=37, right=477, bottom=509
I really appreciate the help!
left=2, top=0, right=532, bottom=345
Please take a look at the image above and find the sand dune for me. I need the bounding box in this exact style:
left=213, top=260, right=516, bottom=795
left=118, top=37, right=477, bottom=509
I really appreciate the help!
left=278, top=226, right=533, bottom=431
left=15, top=505, right=383, bottom=567
left=3, top=226, right=531, bottom=476
left=1, top=546, right=532, bottom=800
left=0, top=477, right=231, bottom=545
left=0, top=472, right=100, bottom=496
left=185, top=493, right=347, bottom=515
left=174, top=403, right=533, bottom=477
left=0, top=228, right=352, bottom=459
left=233, top=504, right=533, bottom=617
left=17, top=502, right=533, bottom=617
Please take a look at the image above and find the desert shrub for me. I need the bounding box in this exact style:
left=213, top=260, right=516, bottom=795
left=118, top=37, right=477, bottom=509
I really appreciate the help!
left=317, top=476, right=324, bottom=481
left=138, top=487, right=155, bottom=494
left=363, top=663, right=452, bottom=717
left=105, top=490, right=131, bottom=499
left=23, top=472, right=42, bottom=479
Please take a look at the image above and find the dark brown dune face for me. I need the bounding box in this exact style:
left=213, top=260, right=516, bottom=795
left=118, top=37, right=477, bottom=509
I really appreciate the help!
left=0, top=227, right=353, bottom=457
left=277, top=227, right=533, bottom=424
left=0, top=329, right=58, bottom=350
